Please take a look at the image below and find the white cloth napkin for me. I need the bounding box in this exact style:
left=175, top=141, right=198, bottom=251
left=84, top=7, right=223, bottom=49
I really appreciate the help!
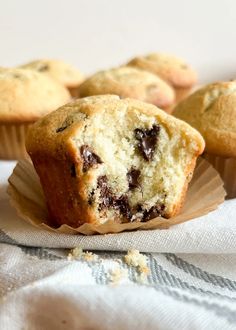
left=0, top=244, right=236, bottom=330
left=1, top=161, right=236, bottom=329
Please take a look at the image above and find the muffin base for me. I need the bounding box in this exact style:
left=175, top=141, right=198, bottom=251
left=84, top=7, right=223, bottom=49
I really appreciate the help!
left=0, top=122, right=32, bottom=160
left=7, top=157, right=225, bottom=234
left=203, top=153, right=236, bottom=198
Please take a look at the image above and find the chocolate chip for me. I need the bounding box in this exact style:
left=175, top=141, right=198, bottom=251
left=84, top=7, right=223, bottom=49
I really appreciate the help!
left=70, top=164, right=76, bottom=177
left=142, top=204, right=165, bottom=221
left=56, top=125, right=68, bottom=133
left=114, top=195, right=132, bottom=220
left=80, top=145, right=102, bottom=172
left=97, top=175, right=114, bottom=210
left=13, top=73, right=21, bottom=79
left=38, top=64, right=49, bottom=72
left=56, top=116, right=76, bottom=133
left=127, top=168, right=141, bottom=190
left=136, top=203, right=143, bottom=213
left=97, top=176, right=132, bottom=220
left=134, top=125, right=160, bottom=161
left=88, top=189, right=95, bottom=205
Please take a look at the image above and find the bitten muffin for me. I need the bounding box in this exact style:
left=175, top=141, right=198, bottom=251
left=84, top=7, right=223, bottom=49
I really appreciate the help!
left=26, top=95, right=204, bottom=228
left=127, top=53, right=197, bottom=105
left=19, top=59, right=84, bottom=97
left=173, top=81, right=236, bottom=198
left=78, top=67, right=175, bottom=111
left=0, top=68, right=70, bottom=159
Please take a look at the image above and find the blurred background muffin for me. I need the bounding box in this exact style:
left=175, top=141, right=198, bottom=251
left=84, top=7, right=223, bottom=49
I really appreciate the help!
left=127, top=53, right=197, bottom=107
left=0, top=68, right=70, bottom=160
left=174, top=81, right=236, bottom=198
left=79, top=66, right=175, bottom=111
left=19, top=59, right=84, bottom=98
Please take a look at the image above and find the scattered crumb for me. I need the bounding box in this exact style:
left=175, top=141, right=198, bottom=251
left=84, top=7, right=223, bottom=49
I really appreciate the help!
left=67, top=247, right=98, bottom=262
left=109, top=266, right=128, bottom=284
left=67, top=247, right=83, bottom=260
left=124, top=249, right=150, bottom=283
left=83, top=251, right=98, bottom=262
left=67, top=247, right=150, bottom=285
left=124, top=250, right=149, bottom=271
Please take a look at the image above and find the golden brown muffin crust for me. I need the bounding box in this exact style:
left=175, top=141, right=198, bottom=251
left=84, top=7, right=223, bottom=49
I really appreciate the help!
left=79, top=66, right=175, bottom=109
left=127, top=53, right=197, bottom=88
left=0, top=68, right=70, bottom=123
left=173, top=81, right=236, bottom=157
left=19, top=59, right=84, bottom=88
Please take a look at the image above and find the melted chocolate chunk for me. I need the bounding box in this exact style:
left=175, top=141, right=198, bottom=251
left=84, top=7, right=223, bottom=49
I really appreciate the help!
left=134, top=125, right=160, bottom=161
left=38, top=64, right=49, bottom=72
left=56, top=116, right=76, bottom=133
left=13, top=73, right=21, bottom=79
left=127, top=168, right=141, bottom=190
left=97, top=176, right=132, bottom=219
left=70, top=164, right=76, bottom=177
left=80, top=145, right=103, bottom=172
left=88, top=189, right=95, bottom=205
left=114, top=195, right=132, bottom=220
left=97, top=175, right=114, bottom=210
left=142, top=204, right=165, bottom=221
left=136, top=203, right=143, bottom=213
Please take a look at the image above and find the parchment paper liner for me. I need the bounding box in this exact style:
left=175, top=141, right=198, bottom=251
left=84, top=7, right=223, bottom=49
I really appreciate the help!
left=7, top=158, right=226, bottom=235
left=203, top=153, right=236, bottom=199
left=0, top=122, right=32, bottom=160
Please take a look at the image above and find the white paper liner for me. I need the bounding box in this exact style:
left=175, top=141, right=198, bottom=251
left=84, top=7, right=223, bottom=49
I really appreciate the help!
left=7, top=158, right=226, bottom=235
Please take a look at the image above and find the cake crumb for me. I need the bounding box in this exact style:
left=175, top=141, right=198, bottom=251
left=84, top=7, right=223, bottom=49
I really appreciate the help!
left=67, top=247, right=98, bottom=262
left=67, top=247, right=83, bottom=260
left=109, top=267, right=128, bottom=284
left=124, top=249, right=150, bottom=276
left=83, top=251, right=98, bottom=262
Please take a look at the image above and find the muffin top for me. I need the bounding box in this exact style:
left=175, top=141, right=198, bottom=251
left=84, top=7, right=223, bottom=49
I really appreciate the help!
left=0, top=68, right=70, bottom=123
left=26, top=94, right=204, bottom=159
left=127, top=53, right=197, bottom=88
left=173, top=81, right=236, bottom=157
left=79, top=66, right=175, bottom=109
left=19, top=59, right=84, bottom=88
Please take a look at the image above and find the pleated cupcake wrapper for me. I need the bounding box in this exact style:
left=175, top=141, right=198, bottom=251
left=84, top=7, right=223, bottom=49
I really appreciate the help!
left=0, top=123, right=32, bottom=160
left=7, top=158, right=226, bottom=235
left=203, top=154, right=236, bottom=198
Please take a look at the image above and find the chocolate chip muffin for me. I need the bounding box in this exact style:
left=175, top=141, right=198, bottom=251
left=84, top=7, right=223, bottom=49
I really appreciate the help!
left=127, top=53, right=197, bottom=105
left=26, top=95, right=204, bottom=227
left=19, top=59, right=84, bottom=97
left=174, top=81, right=236, bottom=198
left=78, top=67, right=175, bottom=111
left=0, top=68, right=70, bottom=159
